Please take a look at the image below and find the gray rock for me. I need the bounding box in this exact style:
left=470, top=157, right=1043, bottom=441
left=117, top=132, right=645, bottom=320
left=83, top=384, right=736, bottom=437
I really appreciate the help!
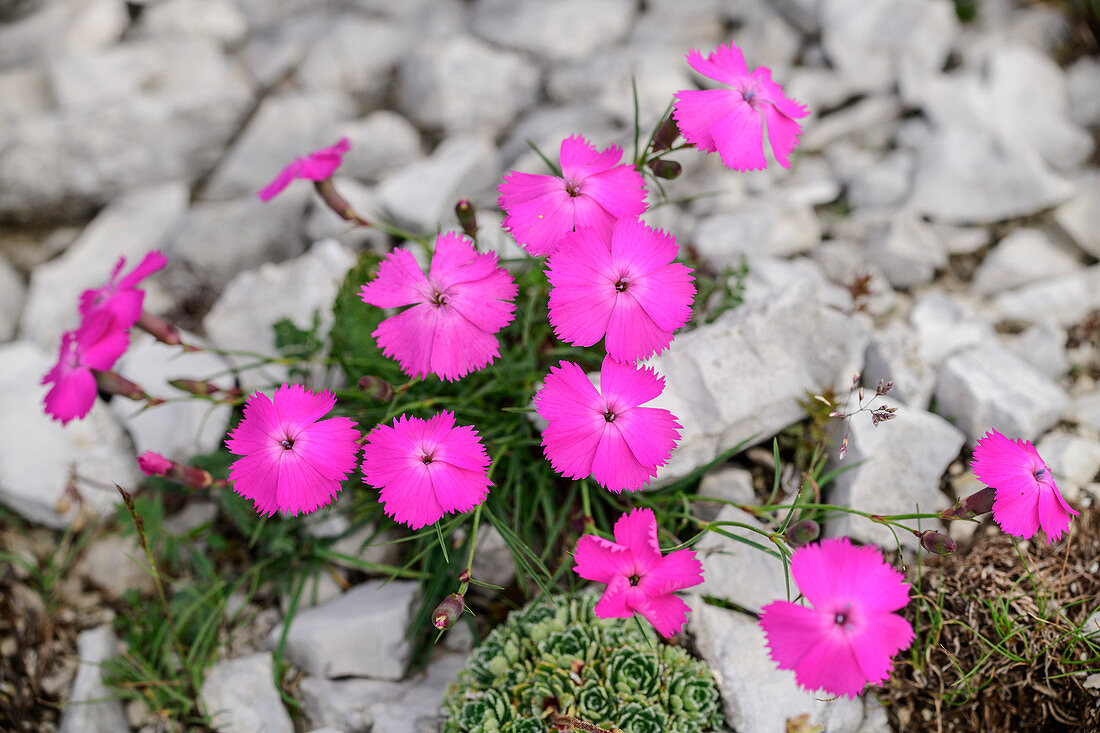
left=397, top=35, right=539, bottom=137
left=498, top=105, right=621, bottom=170
left=646, top=280, right=869, bottom=485
left=19, top=182, right=188, bottom=349
left=0, top=0, right=128, bottom=70
left=694, top=505, right=787, bottom=613
left=109, top=333, right=234, bottom=460
left=783, top=67, right=861, bottom=115
left=1068, top=56, right=1100, bottom=128
left=235, top=11, right=335, bottom=88
left=801, top=95, right=902, bottom=153
left=909, top=125, right=1075, bottom=225
left=831, top=146, right=915, bottom=212
left=0, top=341, right=140, bottom=528
left=167, top=188, right=310, bottom=291
left=202, top=239, right=357, bottom=392
left=629, top=0, right=726, bottom=50
left=687, top=601, right=864, bottom=733
left=136, top=0, right=249, bottom=46
left=59, top=626, right=128, bottom=733
left=203, top=92, right=356, bottom=201
left=971, top=228, right=1081, bottom=296
left=987, top=265, right=1100, bottom=328
left=296, top=18, right=410, bottom=106
left=692, top=198, right=821, bottom=268
left=1035, top=433, right=1100, bottom=499
left=301, top=651, right=466, bottom=732
left=935, top=342, right=1069, bottom=442
left=335, top=112, right=423, bottom=184
left=694, top=466, right=755, bottom=522
left=863, top=321, right=936, bottom=409
left=867, top=211, right=947, bottom=289
left=302, top=178, right=388, bottom=254
left=820, top=0, right=958, bottom=101
left=1068, top=390, right=1100, bottom=433
left=728, top=1, right=803, bottom=79
left=1004, top=320, right=1069, bottom=381
left=74, top=533, right=156, bottom=598
left=471, top=0, right=635, bottom=61
left=201, top=653, right=293, bottom=733
left=375, top=135, right=499, bottom=233
left=1055, top=171, right=1100, bottom=260
left=828, top=396, right=965, bottom=551
left=910, top=292, right=994, bottom=367
left=931, top=223, right=992, bottom=256
left=0, top=67, right=51, bottom=123
left=0, top=256, right=25, bottom=342
left=271, top=579, right=418, bottom=680
left=809, top=240, right=897, bottom=318
left=472, top=525, right=515, bottom=590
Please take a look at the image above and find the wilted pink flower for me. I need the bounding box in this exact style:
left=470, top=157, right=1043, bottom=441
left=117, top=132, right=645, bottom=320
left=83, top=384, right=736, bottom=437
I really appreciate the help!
left=534, top=357, right=681, bottom=493
left=137, top=451, right=173, bottom=477
left=971, top=429, right=1078, bottom=544
left=42, top=314, right=129, bottom=425
left=361, top=411, right=491, bottom=530
left=573, top=507, right=703, bottom=638
left=225, top=384, right=360, bottom=517
left=673, top=42, right=808, bottom=171
left=257, top=138, right=351, bottom=202
left=760, top=537, right=914, bottom=699
left=79, top=250, right=168, bottom=332
left=547, top=218, right=694, bottom=363
left=359, top=232, right=517, bottom=382
left=497, top=135, right=647, bottom=257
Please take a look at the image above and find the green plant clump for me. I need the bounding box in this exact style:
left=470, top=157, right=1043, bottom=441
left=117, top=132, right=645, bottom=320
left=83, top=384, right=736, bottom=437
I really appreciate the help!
left=442, top=591, right=725, bottom=733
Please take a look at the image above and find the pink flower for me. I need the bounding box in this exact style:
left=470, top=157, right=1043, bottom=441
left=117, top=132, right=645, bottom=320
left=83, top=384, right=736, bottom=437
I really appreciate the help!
left=225, top=384, right=360, bottom=517
left=257, top=138, right=351, bottom=202
left=137, top=451, right=173, bottom=477
left=573, top=507, right=703, bottom=638
left=673, top=42, right=809, bottom=171
left=971, top=429, right=1078, bottom=545
left=359, top=232, right=517, bottom=382
left=41, top=313, right=129, bottom=425
left=534, top=357, right=681, bottom=493
left=79, top=250, right=168, bottom=332
left=759, top=537, right=915, bottom=699
left=547, top=218, right=694, bottom=363
left=497, top=135, right=648, bottom=257
left=361, top=411, right=491, bottom=530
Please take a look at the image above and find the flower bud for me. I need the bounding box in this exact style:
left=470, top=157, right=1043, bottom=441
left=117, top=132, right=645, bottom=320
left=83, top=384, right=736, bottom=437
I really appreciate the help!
left=136, top=451, right=214, bottom=490
left=432, top=593, right=466, bottom=631
left=169, top=378, right=219, bottom=396
left=651, top=115, right=680, bottom=151
left=941, top=486, right=996, bottom=521
left=455, top=199, right=478, bottom=239
left=647, top=159, right=682, bottom=180
left=784, top=519, right=820, bottom=547
left=136, top=311, right=183, bottom=347
left=314, top=178, right=369, bottom=226
left=95, top=370, right=154, bottom=402
left=918, top=530, right=957, bottom=556
left=137, top=451, right=173, bottom=477
left=357, top=375, right=394, bottom=402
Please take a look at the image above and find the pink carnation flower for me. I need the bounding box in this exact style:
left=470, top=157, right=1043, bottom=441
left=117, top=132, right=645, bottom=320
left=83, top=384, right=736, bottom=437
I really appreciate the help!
left=361, top=411, right=491, bottom=530
left=257, top=137, right=351, bottom=202
left=759, top=537, right=915, bottom=699
left=225, top=384, right=360, bottom=517
left=574, top=507, right=703, bottom=638
left=137, top=451, right=173, bottom=477
left=673, top=42, right=809, bottom=171
left=547, top=218, right=694, bottom=363
left=79, top=250, right=168, bottom=331
left=359, top=232, right=517, bottom=382
left=971, top=429, right=1078, bottom=544
left=497, top=135, right=648, bottom=257
left=534, top=357, right=681, bottom=493
left=41, top=313, right=129, bottom=425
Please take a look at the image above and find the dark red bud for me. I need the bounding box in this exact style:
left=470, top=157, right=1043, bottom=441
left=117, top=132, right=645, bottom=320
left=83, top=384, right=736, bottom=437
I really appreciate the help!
left=94, top=370, right=149, bottom=401
left=137, top=311, right=183, bottom=347
left=785, top=519, right=821, bottom=547
left=919, top=530, right=957, bottom=556
left=314, top=179, right=369, bottom=226
left=357, top=375, right=394, bottom=402
left=651, top=115, right=680, bottom=151
left=647, top=159, right=682, bottom=180
left=455, top=199, right=478, bottom=239
left=941, top=486, right=996, bottom=521
left=432, top=593, right=466, bottom=631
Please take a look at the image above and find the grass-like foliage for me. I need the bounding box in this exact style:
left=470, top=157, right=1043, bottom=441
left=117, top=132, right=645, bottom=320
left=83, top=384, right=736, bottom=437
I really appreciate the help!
left=441, top=590, right=725, bottom=733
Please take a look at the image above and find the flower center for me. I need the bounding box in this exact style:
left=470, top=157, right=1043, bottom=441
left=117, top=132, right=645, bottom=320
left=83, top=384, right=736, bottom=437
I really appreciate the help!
left=742, top=89, right=757, bottom=104
left=604, top=410, right=616, bottom=423
left=614, top=278, right=628, bottom=292
left=1034, top=468, right=1047, bottom=481
left=628, top=574, right=640, bottom=586
left=431, top=291, right=449, bottom=307
left=834, top=604, right=851, bottom=627
left=280, top=438, right=294, bottom=450
left=565, top=179, right=582, bottom=198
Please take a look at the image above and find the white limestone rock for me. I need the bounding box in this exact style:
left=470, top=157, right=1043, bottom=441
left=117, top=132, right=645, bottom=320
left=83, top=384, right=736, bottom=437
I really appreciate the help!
left=201, top=653, right=293, bottom=733
left=909, top=292, right=994, bottom=367
left=863, top=321, right=936, bottom=409
left=692, top=198, right=822, bottom=268
left=74, top=533, right=156, bottom=598
left=336, top=111, right=423, bottom=184
left=801, top=95, right=902, bottom=153
left=1055, top=171, right=1100, bottom=260
left=1067, top=56, right=1100, bottom=128
left=1004, top=320, right=1069, bottom=381
left=867, top=211, right=947, bottom=289
left=828, top=396, right=965, bottom=551
left=0, top=341, right=140, bottom=529
left=694, top=466, right=755, bottom=522
left=59, top=626, right=128, bottom=733
left=1068, top=390, right=1100, bottom=433
left=1035, top=433, right=1100, bottom=499
left=270, top=579, right=418, bottom=680
left=19, top=182, right=188, bottom=349
left=935, top=342, right=1069, bottom=442
left=987, top=265, right=1100, bottom=328
left=971, top=228, right=1081, bottom=296
left=471, top=0, right=635, bottom=62
left=296, top=18, right=411, bottom=107
left=0, top=0, right=128, bottom=70
left=0, top=67, right=51, bottom=122
left=0, top=256, right=25, bottom=342
left=694, top=505, right=788, bottom=613
left=136, top=0, right=248, bottom=46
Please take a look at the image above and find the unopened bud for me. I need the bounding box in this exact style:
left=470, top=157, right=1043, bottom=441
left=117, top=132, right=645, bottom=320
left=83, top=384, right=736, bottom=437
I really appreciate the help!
left=646, top=159, right=682, bottom=180
left=357, top=375, right=394, bottom=402
left=314, top=178, right=369, bottom=226
left=136, top=451, right=214, bottom=489
left=169, top=378, right=219, bottom=396
left=432, top=593, right=466, bottom=631
left=651, top=115, right=680, bottom=151
left=136, top=311, right=184, bottom=347
left=785, top=519, right=821, bottom=547
left=95, top=370, right=153, bottom=402
left=455, top=199, right=478, bottom=239
left=918, top=530, right=957, bottom=556
left=941, top=486, right=996, bottom=521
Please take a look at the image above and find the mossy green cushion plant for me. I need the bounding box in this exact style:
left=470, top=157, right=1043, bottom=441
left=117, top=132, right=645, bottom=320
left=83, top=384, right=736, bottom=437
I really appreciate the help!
left=441, top=591, right=725, bottom=733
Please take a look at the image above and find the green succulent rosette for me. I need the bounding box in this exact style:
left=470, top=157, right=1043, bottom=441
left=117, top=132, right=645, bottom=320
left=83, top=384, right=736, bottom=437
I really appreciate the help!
left=441, top=590, right=726, bottom=733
